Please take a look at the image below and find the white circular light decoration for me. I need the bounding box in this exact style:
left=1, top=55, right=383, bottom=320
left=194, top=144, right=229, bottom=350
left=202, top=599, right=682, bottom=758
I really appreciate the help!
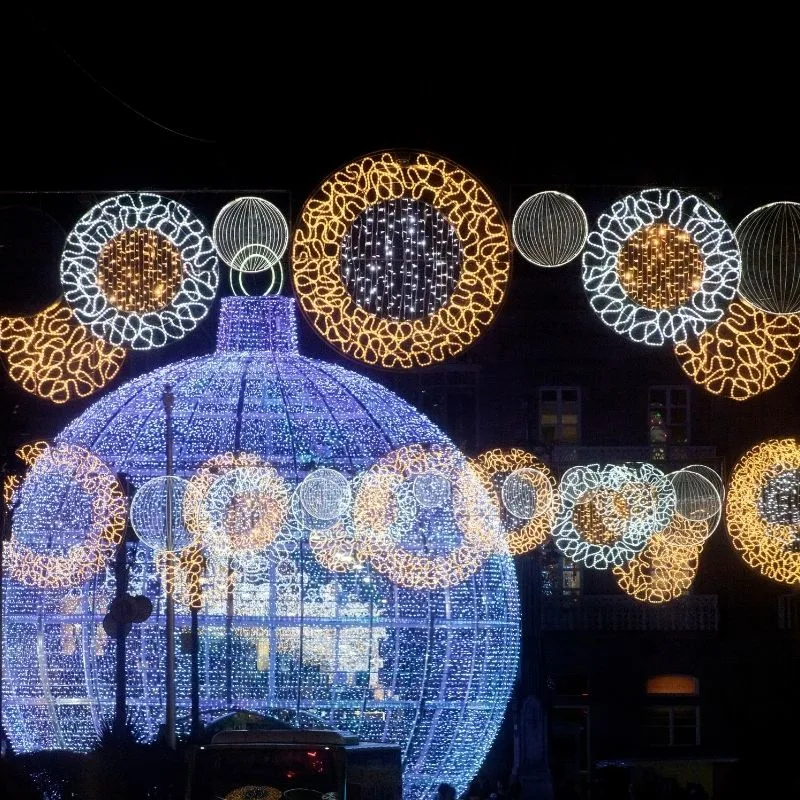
left=130, top=476, right=192, bottom=551
left=553, top=463, right=675, bottom=569
left=60, top=193, right=219, bottom=350
left=501, top=467, right=541, bottom=520
left=298, top=467, right=351, bottom=521
left=735, top=201, right=800, bottom=314
left=512, top=190, right=588, bottom=268
left=212, top=196, right=288, bottom=274
left=582, top=188, right=741, bottom=346
left=667, top=468, right=721, bottom=523
left=413, top=471, right=451, bottom=509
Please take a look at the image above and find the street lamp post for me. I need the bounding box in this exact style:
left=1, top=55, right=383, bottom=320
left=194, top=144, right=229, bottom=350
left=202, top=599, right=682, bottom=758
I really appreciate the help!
left=162, top=384, right=176, bottom=750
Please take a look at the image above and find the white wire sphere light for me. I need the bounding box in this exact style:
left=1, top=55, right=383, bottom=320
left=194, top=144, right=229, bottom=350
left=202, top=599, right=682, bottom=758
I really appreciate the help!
left=129, top=476, right=192, bottom=551
left=512, top=191, right=588, bottom=268
left=298, top=467, right=351, bottom=521
left=413, top=471, right=451, bottom=509
left=667, top=468, right=721, bottom=524
left=501, top=468, right=542, bottom=520
left=735, top=201, right=800, bottom=314
left=212, top=196, right=289, bottom=273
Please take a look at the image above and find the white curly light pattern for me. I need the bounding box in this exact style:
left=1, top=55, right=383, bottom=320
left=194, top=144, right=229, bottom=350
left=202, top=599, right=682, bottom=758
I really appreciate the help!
left=129, top=476, right=193, bottom=551
left=512, top=190, right=588, bottom=268
left=212, top=196, right=289, bottom=273
left=60, top=193, right=219, bottom=350
left=553, top=463, right=675, bottom=569
left=582, top=189, right=741, bottom=345
left=734, top=201, right=800, bottom=314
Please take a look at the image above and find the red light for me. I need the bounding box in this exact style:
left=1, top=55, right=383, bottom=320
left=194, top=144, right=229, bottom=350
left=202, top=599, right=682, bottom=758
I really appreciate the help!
left=307, top=751, right=318, bottom=758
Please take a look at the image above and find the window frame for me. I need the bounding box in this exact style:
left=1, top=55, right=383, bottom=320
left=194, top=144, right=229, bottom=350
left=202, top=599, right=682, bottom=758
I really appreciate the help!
left=539, top=385, right=581, bottom=445
left=648, top=385, right=691, bottom=445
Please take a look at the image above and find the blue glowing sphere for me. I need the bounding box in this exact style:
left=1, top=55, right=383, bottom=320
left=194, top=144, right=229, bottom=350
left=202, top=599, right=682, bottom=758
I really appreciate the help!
left=2, top=297, right=520, bottom=800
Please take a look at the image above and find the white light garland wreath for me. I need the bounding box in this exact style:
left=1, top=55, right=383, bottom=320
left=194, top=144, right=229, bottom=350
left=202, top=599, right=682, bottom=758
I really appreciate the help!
left=60, top=193, right=219, bottom=350
left=582, top=189, right=740, bottom=346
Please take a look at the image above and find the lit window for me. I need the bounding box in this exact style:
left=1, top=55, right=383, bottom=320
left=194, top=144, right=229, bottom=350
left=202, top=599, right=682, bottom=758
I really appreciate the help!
left=646, top=706, right=700, bottom=746
left=646, top=675, right=699, bottom=695
left=562, top=559, right=582, bottom=596
left=540, top=387, right=581, bottom=444
left=648, top=386, right=690, bottom=445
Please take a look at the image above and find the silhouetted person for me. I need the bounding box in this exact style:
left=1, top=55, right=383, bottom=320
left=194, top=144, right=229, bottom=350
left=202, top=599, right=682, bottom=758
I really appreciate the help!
left=438, top=783, right=457, bottom=800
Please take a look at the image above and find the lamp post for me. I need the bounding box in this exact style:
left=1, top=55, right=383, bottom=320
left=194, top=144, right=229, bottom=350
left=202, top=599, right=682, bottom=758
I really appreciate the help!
left=162, top=384, right=176, bottom=750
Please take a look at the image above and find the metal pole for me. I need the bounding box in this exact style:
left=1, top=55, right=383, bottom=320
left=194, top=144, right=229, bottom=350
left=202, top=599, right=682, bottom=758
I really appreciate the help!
left=162, top=384, right=176, bottom=750
left=113, top=483, right=130, bottom=735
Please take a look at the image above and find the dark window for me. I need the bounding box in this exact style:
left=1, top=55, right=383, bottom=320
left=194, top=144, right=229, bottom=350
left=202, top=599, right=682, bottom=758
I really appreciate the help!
left=646, top=706, right=700, bottom=746
left=648, top=386, right=690, bottom=444
left=540, top=386, right=581, bottom=444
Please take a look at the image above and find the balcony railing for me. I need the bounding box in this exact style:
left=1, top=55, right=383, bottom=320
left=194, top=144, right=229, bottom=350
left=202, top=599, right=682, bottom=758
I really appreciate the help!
left=778, top=594, right=800, bottom=630
left=548, top=444, right=720, bottom=472
left=541, top=594, right=719, bottom=632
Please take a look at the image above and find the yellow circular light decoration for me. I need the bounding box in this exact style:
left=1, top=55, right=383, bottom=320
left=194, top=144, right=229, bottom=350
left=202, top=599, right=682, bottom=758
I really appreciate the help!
left=471, top=448, right=556, bottom=555
left=96, top=228, right=184, bottom=313
left=617, top=224, right=705, bottom=310
left=183, top=451, right=265, bottom=542
left=726, top=438, right=800, bottom=585
left=156, top=544, right=210, bottom=610
left=352, top=444, right=504, bottom=589
left=291, top=150, right=511, bottom=369
left=572, top=488, right=630, bottom=544
left=5, top=443, right=127, bottom=588
left=309, top=520, right=367, bottom=574
left=613, top=532, right=701, bottom=604
left=15, top=440, right=50, bottom=467
left=0, top=299, right=126, bottom=404
left=675, top=299, right=800, bottom=400
left=3, top=473, right=20, bottom=508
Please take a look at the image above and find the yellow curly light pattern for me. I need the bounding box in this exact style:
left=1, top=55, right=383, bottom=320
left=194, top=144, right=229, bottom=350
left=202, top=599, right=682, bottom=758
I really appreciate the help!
left=726, top=438, right=800, bottom=584
left=353, top=444, right=503, bottom=589
left=472, top=448, right=556, bottom=555
left=183, top=451, right=265, bottom=543
left=16, top=440, right=50, bottom=466
left=675, top=299, right=800, bottom=400
left=291, top=151, right=511, bottom=368
left=617, top=224, right=704, bottom=310
left=572, top=488, right=630, bottom=544
left=224, top=786, right=281, bottom=800
left=309, top=522, right=367, bottom=573
left=3, top=474, right=20, bottom=508
left=5, top=444, right=127, bottom=588
left=613, top=532, right=701, bottom=603
left=0, top=299, right=126, bottom=403
left=157, top=544, right=211, bottom=610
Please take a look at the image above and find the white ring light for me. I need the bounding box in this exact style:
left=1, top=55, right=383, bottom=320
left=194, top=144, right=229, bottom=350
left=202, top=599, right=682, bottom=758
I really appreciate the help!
left=60, top=193, right=219, bottom=350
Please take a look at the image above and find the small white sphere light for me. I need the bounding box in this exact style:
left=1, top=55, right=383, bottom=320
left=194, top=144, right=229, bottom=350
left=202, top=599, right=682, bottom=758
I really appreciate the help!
left=512, top=190, right=588, bottom=268
left=299, top=467, right=351, bottom=521
left=130, top=476, right=192, bottom=551
left=413, top=471, right=451, bottom=509
left=501, top=468, right=541, bottom=520
left=213, top=196, right=289, bottom=273
left=735, top=201, right=800, bottom=314
left=667, top=469, right=721, bottom=524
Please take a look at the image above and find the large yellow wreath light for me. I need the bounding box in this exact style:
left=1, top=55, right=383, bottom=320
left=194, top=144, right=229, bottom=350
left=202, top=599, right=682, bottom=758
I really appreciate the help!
left=726, top=438, right=800, bottom=585
left=291, top=151, right=511, bottom=368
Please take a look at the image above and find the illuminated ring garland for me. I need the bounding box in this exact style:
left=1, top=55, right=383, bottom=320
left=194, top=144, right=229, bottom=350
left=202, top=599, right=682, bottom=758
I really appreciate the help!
left=5, top=443, right=127, bottom=588
left=674, top=299, right=800, bottom=400
left=613, top=532, right=702, bottom=604
left=60, top=193, right=219, bottom=350
left=291, top=151, right=511, bottom=368
left=726, top=438, right=800, bottom=584
left=353, top=444, right=504, bottom=589
left=553, top=464, right=674, bottom=569
left=582, top=189, right=741, bottom=346
left=228, top=259, right=284, bottom=296
left=203, top=465, right=291, bottom=555
left=471, top=448, right=556, bottom=556
left=0, top=299, right=126, bottom=403
left=309, top=517, right=367, bottom=574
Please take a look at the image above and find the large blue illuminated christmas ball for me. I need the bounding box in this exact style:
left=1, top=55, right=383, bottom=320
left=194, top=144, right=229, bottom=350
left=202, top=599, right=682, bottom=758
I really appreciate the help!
left=2, top=297, right=520, bottom=800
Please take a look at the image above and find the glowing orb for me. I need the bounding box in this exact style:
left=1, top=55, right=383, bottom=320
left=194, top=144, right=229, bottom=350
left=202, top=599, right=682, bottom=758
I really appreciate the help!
left=412, top=471, right=451, bottom=509
left=675, top=299, right=800, bottom=400
left=726, top=438, right=800, bottom=585
left=582, top=189, right=740, bottom=345
left=5, top=443, right=127, bottom=588
left=298, top=467, right=351, bottom=521
left=212, top=196, right=289, bottom=273
left=129, top=476, right=192, bottom=551
left=291, top=150, right=511, bottom=368
left=0, top=299, right=125, bottom=403
left=735, top=201, right=800, bottom=314
left=60, top=193, right=219, bottom=350
left=667, top=468, right=721, bottom=526
left=512, top=190, right=588, bottom=267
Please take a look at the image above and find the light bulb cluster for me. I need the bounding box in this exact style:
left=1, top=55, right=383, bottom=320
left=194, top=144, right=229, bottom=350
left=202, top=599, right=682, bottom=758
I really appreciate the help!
left=292, top=150, right=511, bottom=368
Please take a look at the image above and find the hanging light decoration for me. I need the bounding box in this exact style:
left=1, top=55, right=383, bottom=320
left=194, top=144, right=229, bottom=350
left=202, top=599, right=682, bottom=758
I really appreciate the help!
left=129, top=475, right=193, bottom=551
left=212, top=196, right=289, bottom=273
left=735, top=201, right=800, bottom=314
left=582, top=189, right=741, bottom=346
left=667, top=468, right=722, bottom=526
left=0, top=299, right=126, bottom=403
left=472, top=448, right=557, bottom=556
left=512, top=190, right=588, bottom=268
left=298, top=467, right=351, bottom=522
left=60, top=193, right=219, bottom=350
left=413, top=471, right=452, bottom=509
left=726, top=438, right=800, bottom=585
left=291, top=150, right=511, bottom=368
